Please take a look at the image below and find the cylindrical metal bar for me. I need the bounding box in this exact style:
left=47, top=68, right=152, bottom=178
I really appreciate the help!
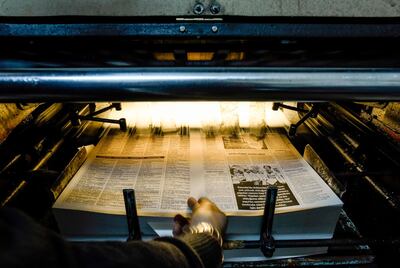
left=123, top=189, right=142, bottom=241
left=86, top=104, right=115, bottom=117
left=79, top=116, right=127, bottom=131
left=223, top=255, right=375, bottom=267
left=273, top=103, right=309, bottom=113
left=275, top=238, right=400, bottom=248
left=1, top=22, right=400, bottom=39
left=1, top=68, right=400, bottom=102
left=261, top=186, right=278, bottom=240
left=224, top=238, right=400, bottom=249
left=79, top=116, right=119, bottom=124
left=260, top=186, right=278, bottom=257
left=1, top=139, right=65, bottom=207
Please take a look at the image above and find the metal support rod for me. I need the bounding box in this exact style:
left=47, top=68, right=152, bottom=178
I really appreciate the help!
left=70, top=103, right=126, bottom=131
left=123, top=189, right=142, bottom=241
left=85, top=103, right=121, bottom=117
left=223, top=255, right=375, bottom=267
left=272, top=103, right=308, bottom=113
left=1, top=68, right=400, bottom=102
left=289, top=105, right=319, bottom=136
left=1, top=138, right=65, bottom=207
left=260, top=186, right=278, bottom=257
left=1, top=21, right=400, bottom=39
left=79, top=116, right=127, bottom=131
left=327, top=136, right=400, bottom=212
left=224, top=238, right=400, bottom=250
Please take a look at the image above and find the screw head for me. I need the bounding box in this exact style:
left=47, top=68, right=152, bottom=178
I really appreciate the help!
left=210, top=4, right=221, bottom=14
left=193, top=3, right=205, bottom=15
left=211, top=25, right=218, bottom=33
left=179, top=25, right=186, bottom=32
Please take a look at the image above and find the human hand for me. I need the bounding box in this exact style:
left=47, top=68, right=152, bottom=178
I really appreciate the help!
left=173, top=197, right=227, bottom=237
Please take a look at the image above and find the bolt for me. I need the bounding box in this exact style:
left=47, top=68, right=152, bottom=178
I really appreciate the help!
left=179, top=25, right=186, bottom=33
left=211, top=25, right=218, bottom=33
left=193, top=3, right=205, bottom=15
left=210, top=4, right=221, bottom=14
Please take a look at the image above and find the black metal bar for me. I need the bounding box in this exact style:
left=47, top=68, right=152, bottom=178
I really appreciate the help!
left=276, top=238, right=400, bottom=248
left=289, top=105, right=320, bottom=136
left=224, top=238, right=400, bottom=250
left=1, top=22, right=400, bottom=38
left=51, top=146, right=91, bottom=200
left=79, top=116, right=127, bottom=131
left=1, top=138, right=65, bottom=206
left=223, top=255, right=375, bottom=267
left=330, top=103, right=400, bottom=167
left=72, top=103, right=126, bottom=131
left=272, top=103, right=308, bottom=113
left=260, top=186, right=278, bottom=257
left=1, top=68, right=400, bottom=102
left=85, top=103, right=117, bottom=117
left=123, top=189, right=142, bottom=241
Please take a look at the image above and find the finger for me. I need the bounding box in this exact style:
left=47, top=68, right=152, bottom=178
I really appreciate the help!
left=174, top=214, right=190, bottom=226
left=172, top=220, right=183, bottom=236
left=198, top=197, right=222, bottom=212
left=198, top=197, right=214, bottom=207
left=187, top=197, right=200, bottom=211
left=173, top=214, right=190, bottom=236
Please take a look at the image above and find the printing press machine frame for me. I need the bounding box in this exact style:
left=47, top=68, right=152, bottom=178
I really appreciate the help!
left=0, top=16, right=400, bottom=268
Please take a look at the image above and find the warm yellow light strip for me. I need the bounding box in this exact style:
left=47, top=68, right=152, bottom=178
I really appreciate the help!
left=187, top=52, right=214, bottom=61
left=107, top=102, right=290, bottom=130
left=153, top=52, right=175, bottom=61
left=225, top=52, right=245, bottom=61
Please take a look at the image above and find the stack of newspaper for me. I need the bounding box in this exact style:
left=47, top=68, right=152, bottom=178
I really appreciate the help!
left=53, top=127, right=342, bottom=261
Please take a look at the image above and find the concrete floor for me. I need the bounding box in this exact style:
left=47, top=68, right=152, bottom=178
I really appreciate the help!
left=0, top=0, right=399, bottom=17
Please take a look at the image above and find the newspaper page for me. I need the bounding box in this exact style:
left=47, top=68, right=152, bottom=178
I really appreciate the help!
left=56, top=129, right=192, bottom=216
left=54, top=127, right=342, bottom=217
left=223, top=132, right=342, bottom=215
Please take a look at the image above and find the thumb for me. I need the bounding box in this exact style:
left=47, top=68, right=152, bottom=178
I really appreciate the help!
left=187, top=197, right=200, bottom=212
left=173, top=214, right=190, bottom=236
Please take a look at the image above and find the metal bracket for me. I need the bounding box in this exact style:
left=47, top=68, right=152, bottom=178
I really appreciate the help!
left=70, top=103, right=127, bottom=131
left=273, top=103, right=319, bottom=136
left=272, top=103, right=308, bottom=113
left=123, top=189, right=142, bottom=241
left=260, top=186, right=278, bottom=257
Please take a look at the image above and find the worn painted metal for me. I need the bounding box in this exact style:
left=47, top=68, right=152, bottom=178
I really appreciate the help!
left=0, top=0, right=399, bottom=17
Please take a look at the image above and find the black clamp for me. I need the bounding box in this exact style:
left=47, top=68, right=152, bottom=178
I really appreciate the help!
left=123, top=189, right=142, bottom=241
left=272, top=103, right=320, bottom=136
left=260, top=186, right=278, bottom=257
left=71, top=103, right=127, bottom=131
left=122, top=186, right=280, bottom=254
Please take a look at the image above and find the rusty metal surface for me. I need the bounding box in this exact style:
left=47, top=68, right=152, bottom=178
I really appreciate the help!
left=0, top=104, right=38, bottom=144
left=0, top=0, right=399, bottom=17
left=368, top=102, right=400, bottom=142
left=50, top=145, right=92, bottom=200
left=303, top=144, right=346, bottom=197
left=223, top=255, right=375, bottom=267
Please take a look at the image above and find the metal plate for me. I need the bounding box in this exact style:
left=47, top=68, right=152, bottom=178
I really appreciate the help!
left=0, top=0, right=400, bottom=17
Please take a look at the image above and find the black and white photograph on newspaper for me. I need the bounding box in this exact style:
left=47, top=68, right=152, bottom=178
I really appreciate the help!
left=230, top=164, right=299, bottom=210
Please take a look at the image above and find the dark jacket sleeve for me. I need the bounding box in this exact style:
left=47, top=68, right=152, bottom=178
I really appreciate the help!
left=0, top=208, right=222, bottom=268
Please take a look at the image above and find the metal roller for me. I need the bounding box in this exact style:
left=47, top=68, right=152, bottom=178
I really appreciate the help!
left=0, top=67, right=400, bottom=101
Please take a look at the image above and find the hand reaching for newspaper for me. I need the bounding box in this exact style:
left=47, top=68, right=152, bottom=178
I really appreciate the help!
left=173, top=197, right=227, bottom=239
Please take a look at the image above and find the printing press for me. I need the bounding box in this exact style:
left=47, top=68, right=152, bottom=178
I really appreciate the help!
left=1, top=2, right=400, bottom=267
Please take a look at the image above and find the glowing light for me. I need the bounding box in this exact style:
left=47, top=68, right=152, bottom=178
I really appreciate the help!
left=107, top=102, right=289, bottom=130
left=187, top=52, right=214, bottom=61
